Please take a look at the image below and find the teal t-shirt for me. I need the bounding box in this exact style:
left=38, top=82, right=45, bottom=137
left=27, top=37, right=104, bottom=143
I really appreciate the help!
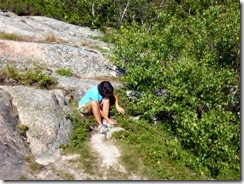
left=78, top=85, right=103, bottom=106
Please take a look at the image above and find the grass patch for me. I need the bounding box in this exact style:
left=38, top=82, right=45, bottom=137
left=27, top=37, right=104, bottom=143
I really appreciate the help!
left=24, top=155, right=42, bottom=173
left=64, top=143, right=99, bottom=178
left=0, top=32, right=26, bottom=41
left=19, top=176, right=29, bottom=180
left=80, top=38, right=110, bottom=53
left=56, top=170, right=75, bottom=180
left=111, top=116, right=212, bottom=180
left=16, top=124, right=29, bottom=138
left=0, top=65, right=57, bottom=89
left=113, top=140, right=147, bottom=179
left=60, top=99, right=95, bottom=164
left=0, top=31, right=68, bottom=43
left=55, top=68, right=73, bottom=77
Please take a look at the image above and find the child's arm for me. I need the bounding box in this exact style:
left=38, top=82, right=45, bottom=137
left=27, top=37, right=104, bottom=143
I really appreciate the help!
left=113, top=93, right=125, bottom=114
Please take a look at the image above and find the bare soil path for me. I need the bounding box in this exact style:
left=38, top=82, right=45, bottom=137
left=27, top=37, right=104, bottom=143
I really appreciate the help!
left=30, top=128, right=142, bottom=180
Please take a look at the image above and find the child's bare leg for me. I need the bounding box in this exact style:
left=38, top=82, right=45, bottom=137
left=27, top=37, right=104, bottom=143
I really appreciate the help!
left=85, top=100, right=102, bottom=126
left=100, top=98, right=116, bottom=125
left=100, top=98, right=110, bottom=117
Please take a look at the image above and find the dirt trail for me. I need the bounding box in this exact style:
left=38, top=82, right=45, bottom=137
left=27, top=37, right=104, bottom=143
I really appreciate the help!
left=90, top=132, right=127, bottom=172
left=31, top=128, right=142, bottom=180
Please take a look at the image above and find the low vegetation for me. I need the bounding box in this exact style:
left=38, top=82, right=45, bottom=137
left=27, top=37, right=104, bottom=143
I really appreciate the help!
left=0, top=32, right=26, bottom=41
left=61, top=89, right=214, bottom=180
left=24, top=155, right=42, bottom=173
left=55, top=68, right=73, bottom=77
left=0, top=65, right=57, bottom=89
left=109, top=89, right=213, bottom=180
left=16, top=124, right=29, bottom=138
left=107, top=1, right=240, bottom=180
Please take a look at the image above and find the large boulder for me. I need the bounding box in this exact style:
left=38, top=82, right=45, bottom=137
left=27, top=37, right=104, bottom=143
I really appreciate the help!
left=0, top=89, right=30, bottom=179
left=1, top=85, right=72, bottom=165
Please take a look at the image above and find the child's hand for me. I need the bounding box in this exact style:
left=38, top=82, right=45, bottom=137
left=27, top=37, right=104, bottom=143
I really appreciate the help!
left=116, top=105, right=125, bottom=115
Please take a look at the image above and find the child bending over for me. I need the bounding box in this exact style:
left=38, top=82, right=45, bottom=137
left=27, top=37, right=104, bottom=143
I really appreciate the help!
left=78, top=81, right=125, bottom=132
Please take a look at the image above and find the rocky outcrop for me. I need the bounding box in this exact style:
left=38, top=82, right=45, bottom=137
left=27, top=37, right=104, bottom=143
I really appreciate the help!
left=0, top=89, right=30, bottom=180
left=0, top=11, right=117, bottom=78
left=0, top=11, right=122, bottom=180
left=0, top=40, right=116, bottom=78
left=1, top=85, right=72, bottom=165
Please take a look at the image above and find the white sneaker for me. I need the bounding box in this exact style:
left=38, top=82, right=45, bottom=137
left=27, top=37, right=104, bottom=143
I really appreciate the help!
left=98, top=125, right=108, bottom=134
left=102, top=119, right=114, bottom=128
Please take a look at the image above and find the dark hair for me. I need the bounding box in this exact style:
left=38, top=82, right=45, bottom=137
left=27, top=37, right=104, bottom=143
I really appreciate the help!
left=98, top=81, right=114, bottom=97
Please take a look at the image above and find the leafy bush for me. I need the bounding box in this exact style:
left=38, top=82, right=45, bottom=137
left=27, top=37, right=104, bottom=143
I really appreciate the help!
left=109, top=95, right=211, bottom=179
left=108, top=0, right=240, bottom=180
left=0, top=0, right=171, bottom=29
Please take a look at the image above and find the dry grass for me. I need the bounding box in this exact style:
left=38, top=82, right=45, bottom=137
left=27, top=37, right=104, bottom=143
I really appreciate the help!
left=0, top=31, right=68, bottom=44
left=0, top=32, right=27, bottom=41
left=42, top=34, right=68, bottom=44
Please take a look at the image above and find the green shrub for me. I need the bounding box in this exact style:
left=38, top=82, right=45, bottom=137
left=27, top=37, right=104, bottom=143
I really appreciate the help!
left=108, top=0, right=240, bottom=180
left=111, top=110, right=211, bottom=180
left=0, top=0, right=172, bottom=29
